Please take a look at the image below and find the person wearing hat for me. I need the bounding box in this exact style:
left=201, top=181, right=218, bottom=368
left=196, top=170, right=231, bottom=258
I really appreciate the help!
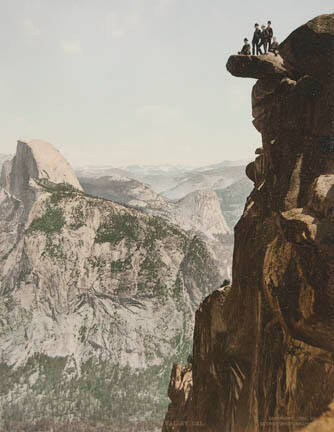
left=258, top=25, right=269, bottom=53
left=238, top=38, right=251, bottom=55
left=266, top=21, right=273, bottom=51
left=252, top=23, right=262, bottom=55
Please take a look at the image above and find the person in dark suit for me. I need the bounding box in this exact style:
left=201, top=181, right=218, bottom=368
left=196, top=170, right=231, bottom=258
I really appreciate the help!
left=258, top=25, right=269, bottom=53
left=266, top=21, right=273, bottom=51
left=252, top=23, right=262, bottom=55
left=238, top=38, right=251, bottom=55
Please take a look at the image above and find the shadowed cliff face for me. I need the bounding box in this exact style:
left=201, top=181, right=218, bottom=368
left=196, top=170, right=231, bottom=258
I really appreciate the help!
left=163, top=13, right=334, bottom=432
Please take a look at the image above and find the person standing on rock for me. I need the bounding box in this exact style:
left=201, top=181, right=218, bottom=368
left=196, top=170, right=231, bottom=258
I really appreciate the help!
left=238, top=38, right=251, bottom=55
left=266, top=21, right=273, bottom=51
left=258, top=25, right=269, bottom=53
left=252, top=23, right=262, bottom=55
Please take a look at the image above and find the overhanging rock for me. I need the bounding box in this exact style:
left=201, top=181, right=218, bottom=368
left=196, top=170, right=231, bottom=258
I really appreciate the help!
left=226, top=53, right=291, bottom=79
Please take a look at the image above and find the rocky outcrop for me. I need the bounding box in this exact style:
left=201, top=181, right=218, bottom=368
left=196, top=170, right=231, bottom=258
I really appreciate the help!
left=162, top=364, right=193, bottom=432
left=279, top=14, right=334, bottom=81
left=226, top=53, right=291, bottom=79
left=163, top=13, right=334, bottom=432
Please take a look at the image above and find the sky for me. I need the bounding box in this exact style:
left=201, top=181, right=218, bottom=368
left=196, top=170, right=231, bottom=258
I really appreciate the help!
left=0, top=0, right=333, bottom=167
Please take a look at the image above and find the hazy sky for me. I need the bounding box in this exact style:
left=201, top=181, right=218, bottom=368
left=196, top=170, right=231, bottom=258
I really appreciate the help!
left=1, top=1, right=333, bottom=166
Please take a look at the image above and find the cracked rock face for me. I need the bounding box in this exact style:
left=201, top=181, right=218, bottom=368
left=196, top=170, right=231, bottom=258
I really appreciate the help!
left=163, top=13, right=334, bottom=432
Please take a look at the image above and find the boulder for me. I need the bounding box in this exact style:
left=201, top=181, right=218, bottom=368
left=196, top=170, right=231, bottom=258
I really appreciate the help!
left=279, top=14, right=334, bottom=81
left=246, top=161, right=256, bottom=182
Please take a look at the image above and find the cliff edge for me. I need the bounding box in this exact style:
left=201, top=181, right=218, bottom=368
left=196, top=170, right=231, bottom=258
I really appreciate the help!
left=163, top=13, right=334, bottom=432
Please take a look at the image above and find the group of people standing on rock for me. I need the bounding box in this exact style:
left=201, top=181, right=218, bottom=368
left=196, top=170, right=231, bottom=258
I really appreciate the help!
left=238, top=21, right=279, bottom=56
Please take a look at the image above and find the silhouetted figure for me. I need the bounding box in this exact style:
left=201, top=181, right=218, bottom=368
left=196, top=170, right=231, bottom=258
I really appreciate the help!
left=252, top=23, right=262, bottom=55
left=258, top=25, right=269, bottom=53
left=238, top=38, right=251, bottom=55
left=269, top=36, right=279, bottom=56
left=266, top=21, right=273, bottom=51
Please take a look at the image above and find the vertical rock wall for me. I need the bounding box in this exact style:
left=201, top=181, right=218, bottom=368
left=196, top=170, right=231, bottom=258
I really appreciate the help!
left=163, top=13, right=334, bottom=432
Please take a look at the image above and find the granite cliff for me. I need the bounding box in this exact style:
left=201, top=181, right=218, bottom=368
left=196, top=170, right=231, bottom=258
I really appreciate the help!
left=0, top=140, right=226, bottom=431
left=163, top=13, right=334, bottom=432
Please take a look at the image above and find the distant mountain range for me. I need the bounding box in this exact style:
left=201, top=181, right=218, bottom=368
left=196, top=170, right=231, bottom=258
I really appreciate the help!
left=77, top=160, right=252, bottom=230
left=76, top=160, right=251, bottom=197
left=1, top=155, right=252, bottom=231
